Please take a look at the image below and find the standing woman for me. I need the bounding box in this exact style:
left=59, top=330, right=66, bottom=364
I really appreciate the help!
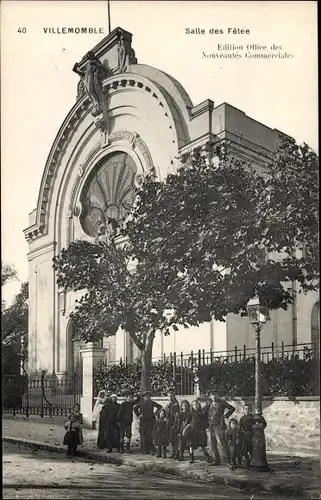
left=105, top=394, right=121, bottom=453
left=97, top=394, right=110, bottom=450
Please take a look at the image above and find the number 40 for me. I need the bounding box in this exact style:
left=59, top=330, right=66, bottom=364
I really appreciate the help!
left=18, top=27, right=27, bottom=33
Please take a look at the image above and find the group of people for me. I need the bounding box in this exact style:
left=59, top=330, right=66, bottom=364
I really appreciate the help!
left=88, top=389, right=265, bottom=469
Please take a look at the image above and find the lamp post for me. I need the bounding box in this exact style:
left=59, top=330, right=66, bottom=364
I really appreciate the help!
left=246, top=295, right=270, bottom=472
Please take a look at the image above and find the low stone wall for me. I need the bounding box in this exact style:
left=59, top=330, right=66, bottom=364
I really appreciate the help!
left=114, top=395, right=320, bottom=457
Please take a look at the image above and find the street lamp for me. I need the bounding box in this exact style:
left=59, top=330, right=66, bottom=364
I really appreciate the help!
left=246, top=294, right=270, bottom=472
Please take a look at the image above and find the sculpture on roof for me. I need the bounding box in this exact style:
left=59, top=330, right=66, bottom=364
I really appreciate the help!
left=116, top=34, right=127, bottom=73
left=73, top=51, right=107, bottom=117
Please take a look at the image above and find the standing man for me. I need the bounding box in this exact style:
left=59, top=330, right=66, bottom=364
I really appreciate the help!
left=203, top=390, right=235, bottom=466
left=134, top=391, right=162, bottom=454
left=117, top=391, right=140, bottom=453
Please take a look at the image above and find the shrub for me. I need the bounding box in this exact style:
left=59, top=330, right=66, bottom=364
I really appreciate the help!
left=93, top=354, right=319, bottom=397
left=198, top=356, right=319, bottom=397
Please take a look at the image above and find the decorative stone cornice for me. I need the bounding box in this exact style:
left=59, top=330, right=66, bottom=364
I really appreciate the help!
left=190, top=99, right=214, bottom=119
left=27, top=241, right=56, bottom=261
left=75, top=27, right=137, bottom=78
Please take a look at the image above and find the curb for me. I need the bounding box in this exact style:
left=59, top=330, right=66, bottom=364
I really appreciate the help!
left=3, top=436, right=306, bottom=497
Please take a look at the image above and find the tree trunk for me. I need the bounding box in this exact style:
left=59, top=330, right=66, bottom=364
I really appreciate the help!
left=140, top=332, right=154, bottom=393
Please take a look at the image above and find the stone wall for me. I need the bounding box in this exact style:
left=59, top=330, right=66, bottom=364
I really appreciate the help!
left=113, top=395, right=320, bottom=457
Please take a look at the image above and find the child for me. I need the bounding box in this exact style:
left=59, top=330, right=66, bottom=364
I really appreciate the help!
left=189, top=399, right=211, bottom=464
left=63, top=413, right=81, bottom=457
left=226, top=418, right=241, bottom=470
left=164, top=391, right=180, bottom=459
left=175, top=400, right=192, bottom=462
left=92, top=390, right=108, bottom=430
left=239, top=404, right=266, bottom=468
left=153, top=409, right=169, bottom=458
left=71, top=403, right=84, bottom=445
left=117, top=391, right=140, bottom=453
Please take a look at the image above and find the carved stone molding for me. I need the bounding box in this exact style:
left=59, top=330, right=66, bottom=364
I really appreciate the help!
left=26, top=73, right=175, bottom=244
left=66, top=131, right=154, bottom=245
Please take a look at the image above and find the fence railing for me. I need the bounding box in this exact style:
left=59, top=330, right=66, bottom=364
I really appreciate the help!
left=114, top=341, right=317, bottom=368
left=2, top=370, right=82, bottom=418
left=3, top=341, right=319, bottom=412
left=96, top=341, right=319, bottom=396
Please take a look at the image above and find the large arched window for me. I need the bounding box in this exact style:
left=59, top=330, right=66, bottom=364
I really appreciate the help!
left=80, top=152, right=137, bottom=237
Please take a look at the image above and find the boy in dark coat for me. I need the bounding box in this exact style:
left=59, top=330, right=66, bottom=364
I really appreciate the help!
left=203, top=390, right=235, bottom=466
left=117, top=391, right=140, bottom=453
left=164, top=390, right=180, bottom=459
left=134, top=391, right=162, bottom=454
left=153, top=408, right=169, bottom=458
left=226, top=418, right=241, bottom=470
left=239, top=403, right=266, bottom=467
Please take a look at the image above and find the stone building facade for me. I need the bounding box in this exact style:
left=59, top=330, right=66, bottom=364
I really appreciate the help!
left=24, top=27, right=319, bottom=376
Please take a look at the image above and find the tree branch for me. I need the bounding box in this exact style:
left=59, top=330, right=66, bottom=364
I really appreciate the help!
left=128, top=331, right=144, bottom=351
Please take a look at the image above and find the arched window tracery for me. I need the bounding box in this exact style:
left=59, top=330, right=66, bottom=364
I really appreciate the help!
left=80, top=152, right=137, bottom=237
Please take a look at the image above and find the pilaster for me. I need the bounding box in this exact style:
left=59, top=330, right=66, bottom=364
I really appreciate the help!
left=80, top=344, right=107, bottom=427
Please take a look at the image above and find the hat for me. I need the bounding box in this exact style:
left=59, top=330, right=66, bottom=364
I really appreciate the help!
left=167, top=389, right=175, bottom=395
left=141, top=390, right=151, bottom=396
left=110, top=393, right=117, bottom=399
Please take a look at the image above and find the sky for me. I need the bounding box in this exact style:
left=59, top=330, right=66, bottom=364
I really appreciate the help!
left=1, top=0, right=318, bottom=303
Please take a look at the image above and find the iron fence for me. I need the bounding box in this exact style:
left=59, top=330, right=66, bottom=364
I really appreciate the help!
left=2, top=370, right=82, bottom=417
left=97, top=341, right=318, bottom=397
left=115, top=341, right=317, bottom=368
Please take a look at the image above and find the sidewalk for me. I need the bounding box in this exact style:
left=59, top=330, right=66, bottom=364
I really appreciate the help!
left=2, top=417, right=320, bottom=498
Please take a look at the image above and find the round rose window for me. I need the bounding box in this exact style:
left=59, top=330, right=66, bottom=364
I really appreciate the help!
left=79, top=152, right=137, bottom=237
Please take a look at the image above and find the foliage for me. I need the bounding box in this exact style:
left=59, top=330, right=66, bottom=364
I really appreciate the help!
left=53, top=136, right=318, bottom=391
left=125, top=137, right=318, bottom=321
left=2, top=280, right=28, bottom=374
left=1, top=263, right=17, bottom=288
left=93, top=353, right=319, bottom=398
left=94, top=358, right=191, bottom=396
left=198, top=354, right=319, bottom=397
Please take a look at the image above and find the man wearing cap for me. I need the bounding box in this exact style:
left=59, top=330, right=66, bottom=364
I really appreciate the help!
left=134, top=391, right=162, bottom=454
left=117, top=391, right=140, bottom=453
left=203, top=390, right=235, bottom=466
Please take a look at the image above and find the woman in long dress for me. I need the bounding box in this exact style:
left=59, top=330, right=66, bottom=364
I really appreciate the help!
left=97, top=397, right=110, bottom=449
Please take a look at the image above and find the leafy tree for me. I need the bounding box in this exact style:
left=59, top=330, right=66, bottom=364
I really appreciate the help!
left=53, top=136, right=318, bottom=392
left=2, top=279, right=28, bottom=375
